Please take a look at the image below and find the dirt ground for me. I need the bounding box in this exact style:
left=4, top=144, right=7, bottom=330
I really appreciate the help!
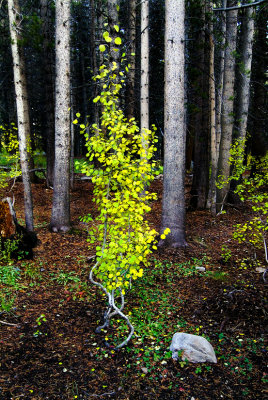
left=0, top=177, right=267, bottom=399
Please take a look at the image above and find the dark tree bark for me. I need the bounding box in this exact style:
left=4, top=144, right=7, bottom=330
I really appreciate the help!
left=40, top=0, right=55, bottom=188
left=190, top=0, right=210, bottom=210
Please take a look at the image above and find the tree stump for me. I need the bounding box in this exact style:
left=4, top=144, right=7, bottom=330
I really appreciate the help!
left=0, top=197, right=38, bottom=259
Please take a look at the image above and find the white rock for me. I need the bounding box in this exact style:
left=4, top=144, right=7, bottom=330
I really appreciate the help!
left=255, top=267, right=266, bottom=273
left=170, top=332, right=217, bottom=363
left=196, top=266, right=206, bottom=272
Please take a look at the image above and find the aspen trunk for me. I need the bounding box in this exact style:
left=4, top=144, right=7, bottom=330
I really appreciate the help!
left=216, top=1, right=238, bottom=213
left=207, top=1, right=217, bottom=214
left=215, top=0, right=227, bottom=165
left=140, top=0, right=149, bottom=132
left=50, top=0, right=71, bottom=232
left=126, top=0, right=136, bottom=120
left=160, top=0, right=186, bottom=248
left=236, top=7, right=254, bottom=142
left=8, top=0, right=34, bottom=232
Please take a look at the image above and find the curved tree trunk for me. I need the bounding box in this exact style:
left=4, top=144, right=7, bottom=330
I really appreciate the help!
left=8, top=0, right=34, bottom=232
left=160, top=0, right=186, bottom=248
left=50, top=0, right=71, bottom=233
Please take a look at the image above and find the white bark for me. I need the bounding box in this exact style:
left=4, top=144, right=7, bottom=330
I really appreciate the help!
left=215, top=0, right=227, bottom=164
left=140, top=0, right=149, bottom=133
left=236, top=7, right=254, bottom=142
left=207, top=1, right=217, bottom=213
left=216, top=1, right=238, bottom=212
left=160, top=0, right=186, bottom=247
left=50, top=0, right=71, bottom=232
left=126, top=0, right=136, bottom=119
left=8, top=0, right=34, bottom=232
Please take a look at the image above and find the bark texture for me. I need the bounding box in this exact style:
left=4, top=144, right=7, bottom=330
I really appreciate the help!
left=207, top=1, right=217, bottom=213
left=40, top=0, right=55, bottom=188
left=126, top=0, right=136, bottom=120
left=216, top=0, right=238, bottom=213
left=236, top=7, right=254, bottom=142
left=190, top=1, right=209, bottom=210
left=107, top=0, right=120, bottom=64
left=8, top=0, right=34, bottom=232
left=160, top=0, right=186, bottom=247
left=140, top=0, right=149, bottom=130
left=50, top=0, right=71, bottom=232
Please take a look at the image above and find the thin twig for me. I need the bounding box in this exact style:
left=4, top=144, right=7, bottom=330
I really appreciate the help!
left=0, top=320, right=20, bottom=327
left=213, top=0, right=267, bottom=11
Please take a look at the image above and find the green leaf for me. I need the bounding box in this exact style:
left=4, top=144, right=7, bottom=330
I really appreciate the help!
left=114, top=25, right=119, bottom=32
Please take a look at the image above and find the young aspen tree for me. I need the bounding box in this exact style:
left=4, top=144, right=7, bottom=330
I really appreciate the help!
left=76, top=34, right=170, bottom=348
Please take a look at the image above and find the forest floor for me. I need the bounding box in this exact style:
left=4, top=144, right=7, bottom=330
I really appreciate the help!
left=0, top=177, right=267, bottom=400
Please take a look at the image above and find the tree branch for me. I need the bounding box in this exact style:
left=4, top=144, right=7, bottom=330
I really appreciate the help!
left=213, top=0, right=267, bottom=11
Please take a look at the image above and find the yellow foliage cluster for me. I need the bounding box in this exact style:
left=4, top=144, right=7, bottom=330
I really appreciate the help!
left=0, top=124, right=20, bottom=189
left=77, top=60, right=170, bottom=293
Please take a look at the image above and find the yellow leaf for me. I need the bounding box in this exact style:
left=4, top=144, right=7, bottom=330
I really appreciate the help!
left=114, top=37, right=122, bottom=45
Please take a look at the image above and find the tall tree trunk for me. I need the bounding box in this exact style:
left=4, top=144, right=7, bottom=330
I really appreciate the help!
left=207, top=1, right=217, bottom=214
left=126, top=0, right=136, bottom=120
left=107, top=0, right=120, bottom=65
left=140, top=0, right=149, bottom=132
left=235, top=6, right=254, bottom=142
left=216, top=0, right=238, bottom=213
left=215, top=0, right=227, bottom=166
left=160, top=0, right=186, bottom=248
left=50, top=0, right=71, bottom=233
left=8, top=0, right=34, bottom=232
left=90, top=0, right=99, bottom=125
left=190, top=0, right=209, bottom=210
left=40, top=0, right=55, bottom=188
left=248, top=7, right=267, bottom=159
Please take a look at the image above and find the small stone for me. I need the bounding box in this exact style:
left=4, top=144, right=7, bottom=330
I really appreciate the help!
left=170, top=332, right=217, bottom=363
left=255, top=267, right=266, bottom=273
left=196, top=266, right=206, bottom=272
left=141, top=367, right=148, bottom=374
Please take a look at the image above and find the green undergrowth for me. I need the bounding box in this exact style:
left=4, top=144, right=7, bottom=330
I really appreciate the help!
left=84, top=257, right=265, bottom=390
left=1, top=255, right=266, bottom=395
